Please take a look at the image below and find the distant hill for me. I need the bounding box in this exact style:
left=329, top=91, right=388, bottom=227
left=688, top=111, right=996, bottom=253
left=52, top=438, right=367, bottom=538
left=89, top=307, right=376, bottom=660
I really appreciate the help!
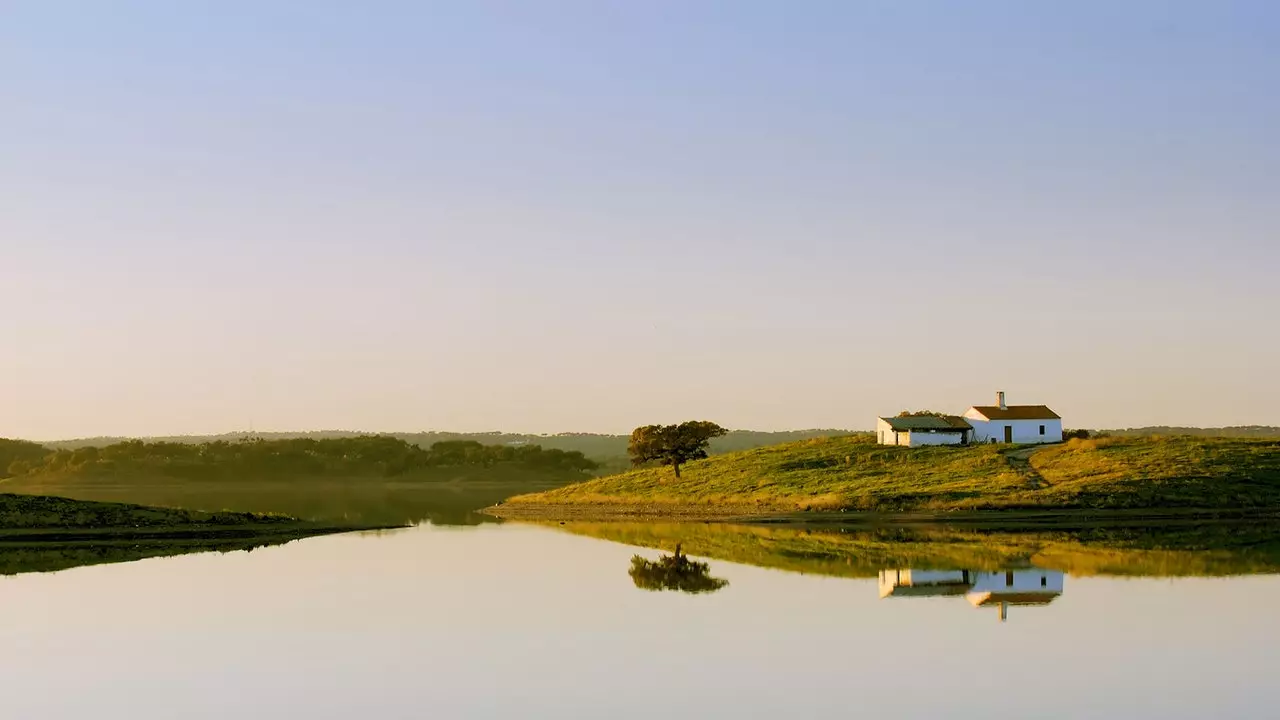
left=38, top=429, right=856, bottom=462
left=1100, top=426, right=1280, bottom=439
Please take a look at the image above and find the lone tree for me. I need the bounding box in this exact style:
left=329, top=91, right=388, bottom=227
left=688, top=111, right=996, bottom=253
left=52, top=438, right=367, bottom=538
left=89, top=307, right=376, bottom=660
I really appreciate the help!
left=628, top=421, right=728, bottom=479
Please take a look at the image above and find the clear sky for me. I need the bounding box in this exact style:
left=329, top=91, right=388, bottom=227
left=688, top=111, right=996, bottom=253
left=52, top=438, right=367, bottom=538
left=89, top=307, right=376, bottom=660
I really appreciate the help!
left=3, top=1, right=1278, bottom=440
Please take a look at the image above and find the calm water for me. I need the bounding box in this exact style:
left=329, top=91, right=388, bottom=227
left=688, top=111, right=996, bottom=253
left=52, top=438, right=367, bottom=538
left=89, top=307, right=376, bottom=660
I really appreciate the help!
left=2, top=522, right=1279, bottom=719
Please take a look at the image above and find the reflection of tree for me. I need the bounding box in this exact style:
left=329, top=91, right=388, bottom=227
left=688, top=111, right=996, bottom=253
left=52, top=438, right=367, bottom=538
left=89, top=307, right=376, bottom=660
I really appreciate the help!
left=628, top=544, right=728, bottom=594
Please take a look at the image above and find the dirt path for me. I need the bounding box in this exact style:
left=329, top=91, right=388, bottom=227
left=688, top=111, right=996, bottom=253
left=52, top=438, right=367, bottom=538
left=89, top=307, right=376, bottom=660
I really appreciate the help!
left=1004, top=446, right=1049, bottom=489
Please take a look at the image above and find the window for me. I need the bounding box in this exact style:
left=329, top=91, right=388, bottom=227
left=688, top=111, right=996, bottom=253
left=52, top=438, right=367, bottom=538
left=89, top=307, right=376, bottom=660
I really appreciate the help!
left=1039, top=425, right=1046, bottom=435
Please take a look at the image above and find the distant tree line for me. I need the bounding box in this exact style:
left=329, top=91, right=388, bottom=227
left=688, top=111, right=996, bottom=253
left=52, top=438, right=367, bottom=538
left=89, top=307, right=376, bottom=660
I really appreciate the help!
left=1099, top=426, right=1280, bottom=439
left=3, top=436, right=596, bottom=480
left=39, top=429, right=856, bottom=461
left=0, top=439, right=51, bottom=476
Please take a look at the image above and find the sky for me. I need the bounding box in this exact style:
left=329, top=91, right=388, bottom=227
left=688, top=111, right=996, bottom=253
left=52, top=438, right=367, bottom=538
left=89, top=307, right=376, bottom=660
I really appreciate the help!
left=2, top=1, right=1278, bottom=440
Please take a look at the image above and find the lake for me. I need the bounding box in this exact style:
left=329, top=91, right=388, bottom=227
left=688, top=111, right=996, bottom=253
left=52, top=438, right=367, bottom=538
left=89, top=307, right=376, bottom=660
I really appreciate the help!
left=2, top=520, right=1278, bottom=719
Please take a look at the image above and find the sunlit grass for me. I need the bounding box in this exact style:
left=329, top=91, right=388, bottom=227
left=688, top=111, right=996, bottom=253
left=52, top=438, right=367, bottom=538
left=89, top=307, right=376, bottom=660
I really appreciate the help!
left=505, top=434, right=1280, bottom=512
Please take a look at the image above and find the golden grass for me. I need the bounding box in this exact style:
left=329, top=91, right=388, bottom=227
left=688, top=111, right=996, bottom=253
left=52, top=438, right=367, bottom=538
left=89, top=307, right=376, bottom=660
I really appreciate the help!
left=504, top=434, right=1280, bottom=512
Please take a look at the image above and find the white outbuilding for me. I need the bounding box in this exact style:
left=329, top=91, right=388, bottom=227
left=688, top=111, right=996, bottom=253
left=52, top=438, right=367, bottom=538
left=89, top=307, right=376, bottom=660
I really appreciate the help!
left=963, top=392, right=1063, bottom=445
left=876, top=415, right=974, bottom=447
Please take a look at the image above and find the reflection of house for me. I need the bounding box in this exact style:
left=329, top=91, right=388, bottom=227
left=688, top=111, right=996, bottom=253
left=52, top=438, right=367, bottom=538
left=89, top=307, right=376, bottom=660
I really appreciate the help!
left=879, top=567, right=1065, bottom=622
left=967, top=569, right=1064, bottom=621
left=875, top=415, right=973, bottom=447
left=878, top=569, right=973, bottom=597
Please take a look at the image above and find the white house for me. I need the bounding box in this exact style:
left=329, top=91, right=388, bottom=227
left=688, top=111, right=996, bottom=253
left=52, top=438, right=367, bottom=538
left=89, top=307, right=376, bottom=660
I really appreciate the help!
left=876, top=415, right=973, bottom=447
left=962, top=392, right=1063, bottom=444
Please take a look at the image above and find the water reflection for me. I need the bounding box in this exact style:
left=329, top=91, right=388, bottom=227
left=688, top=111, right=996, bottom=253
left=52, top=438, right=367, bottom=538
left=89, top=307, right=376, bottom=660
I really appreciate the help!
left=542, top=520, right=1280, bottom=579
left=879, top=567, right=1065, bottom=621
left=0, top=535, right=310, bottom=576
left=629, top=544, right=729, bottom=594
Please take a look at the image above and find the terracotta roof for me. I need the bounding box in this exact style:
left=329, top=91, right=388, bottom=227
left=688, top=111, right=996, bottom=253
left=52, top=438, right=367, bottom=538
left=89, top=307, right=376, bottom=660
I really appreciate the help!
left=968, top=405, right=1061, bottom=420
left=880, top=415, right=973, bottom=432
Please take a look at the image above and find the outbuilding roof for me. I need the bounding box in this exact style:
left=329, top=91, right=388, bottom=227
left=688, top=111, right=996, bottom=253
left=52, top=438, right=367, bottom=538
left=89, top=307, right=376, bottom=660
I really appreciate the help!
left=879, top=415, right=973, bottom=432
left=968, top=405, right=1061, bottom=421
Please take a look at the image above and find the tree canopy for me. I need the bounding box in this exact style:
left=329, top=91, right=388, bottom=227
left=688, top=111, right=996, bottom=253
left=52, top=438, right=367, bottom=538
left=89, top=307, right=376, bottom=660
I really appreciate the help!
left=628, top=421, right=729, bottom=478
left=3, top=436, right=597, bottom=480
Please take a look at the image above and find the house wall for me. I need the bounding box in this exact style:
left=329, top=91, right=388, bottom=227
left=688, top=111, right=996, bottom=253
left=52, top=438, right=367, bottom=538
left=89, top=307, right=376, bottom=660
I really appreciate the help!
left=876, top=418, right=911, bottom=446
left=903, top=431, right=965, bottom=447
left=963, top=412, right=1063, bottom=444
left=876, top=419, right=969, bottom=447
left=898, top=570, right=968, bottom=585
left=970, top=569, right=1065, bottom=594
left=879, top=569, right=970, bottom=597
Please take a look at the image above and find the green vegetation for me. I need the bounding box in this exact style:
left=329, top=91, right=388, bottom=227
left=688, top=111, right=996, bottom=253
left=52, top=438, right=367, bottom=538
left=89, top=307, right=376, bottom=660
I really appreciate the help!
left=36, top=429, right=853, bottom=466
left=5, top=436, right=595, bottom=480
left=0, top=438, right=51, bottom=475
left=549, top=521, right=1280, bottom=578
left=0, top=492, right=388, bottom=541
left=628, top=421, right=728, bottom=478
left=0, top=536, right=309, bottom=576
left=4, top=473, right=576, bottom=526
left=0, top=493, right=392, bottom=577
left=497, top=434, right=1280, bottom=517
left=0, top=436, right=603, bottom=526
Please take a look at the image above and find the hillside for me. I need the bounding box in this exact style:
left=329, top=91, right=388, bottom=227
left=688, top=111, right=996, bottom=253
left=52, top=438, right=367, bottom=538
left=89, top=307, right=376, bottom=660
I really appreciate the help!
left=0, top=492, right=387, bottom=540
left=495, top=434, right=1280, bottom=518
left=0, top=493, right=390, bottom=576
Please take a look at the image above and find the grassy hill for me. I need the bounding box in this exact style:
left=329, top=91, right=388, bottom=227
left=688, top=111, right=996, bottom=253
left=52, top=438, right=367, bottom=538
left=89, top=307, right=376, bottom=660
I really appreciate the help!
left=0, top=492, right=391, bottom=540
left=495, top=434, right=1280, bottom=518
left=0, top=493, right=391, bottom=576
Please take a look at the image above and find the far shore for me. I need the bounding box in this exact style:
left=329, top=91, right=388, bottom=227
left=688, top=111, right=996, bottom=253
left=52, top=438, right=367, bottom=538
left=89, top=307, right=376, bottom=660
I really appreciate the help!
left=483, top=503, right=1280, bottom=529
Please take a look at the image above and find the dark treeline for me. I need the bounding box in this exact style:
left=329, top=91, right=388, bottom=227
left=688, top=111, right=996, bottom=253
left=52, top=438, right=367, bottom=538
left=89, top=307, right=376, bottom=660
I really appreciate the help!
left=39, top=429, right=856, bottom=460
left=4, top=436, right=597, bottom=480
left=0, top=438, right=51, bottom=474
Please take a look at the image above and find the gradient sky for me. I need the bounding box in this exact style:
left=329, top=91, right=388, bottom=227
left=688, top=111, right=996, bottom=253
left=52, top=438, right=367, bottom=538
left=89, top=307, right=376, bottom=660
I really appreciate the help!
left=3, top=1, right=1278, bottom=440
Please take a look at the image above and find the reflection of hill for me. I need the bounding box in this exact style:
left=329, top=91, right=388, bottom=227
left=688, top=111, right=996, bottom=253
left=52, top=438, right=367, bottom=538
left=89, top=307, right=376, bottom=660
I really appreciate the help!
left=545, top=522, right=1280, bottom=578
left=0, top=535, right=312, bottom=576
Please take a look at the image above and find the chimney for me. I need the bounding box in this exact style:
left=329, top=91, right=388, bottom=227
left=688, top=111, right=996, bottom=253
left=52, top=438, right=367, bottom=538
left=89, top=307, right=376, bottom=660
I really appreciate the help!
left=997, top=391, right=1007, bottom=410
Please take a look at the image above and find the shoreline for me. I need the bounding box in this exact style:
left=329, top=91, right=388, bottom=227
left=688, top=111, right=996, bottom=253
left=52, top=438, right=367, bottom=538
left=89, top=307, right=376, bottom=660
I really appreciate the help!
left=0, top=522, right=402, bottom=544
left=484, top=503, right=1280, bottom=529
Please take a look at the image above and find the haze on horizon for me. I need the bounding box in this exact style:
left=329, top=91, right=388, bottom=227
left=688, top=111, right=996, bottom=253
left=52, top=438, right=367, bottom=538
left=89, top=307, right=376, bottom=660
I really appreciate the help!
left=3, top=1, right=1278, bottom=442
